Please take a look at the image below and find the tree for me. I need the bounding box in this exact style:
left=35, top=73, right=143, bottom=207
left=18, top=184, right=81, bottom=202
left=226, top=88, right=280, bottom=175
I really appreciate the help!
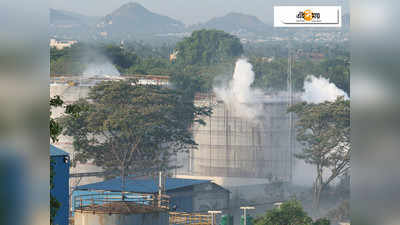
left=49, top=96, right=63, bottom=225
left=175, top=29, right=243, bottom=66
left=50, top=96, right=81, bottom=224
left=254, top=199, right=330, bottom=225
left=325, top=200, right=350, bottom=225
left=61, top=79, right=210, bottom=186
left=288, top=97, right=350, bottom=213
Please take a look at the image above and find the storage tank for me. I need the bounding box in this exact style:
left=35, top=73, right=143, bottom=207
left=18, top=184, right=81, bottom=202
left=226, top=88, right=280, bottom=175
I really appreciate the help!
left=174, top=93, right=299, bottom=186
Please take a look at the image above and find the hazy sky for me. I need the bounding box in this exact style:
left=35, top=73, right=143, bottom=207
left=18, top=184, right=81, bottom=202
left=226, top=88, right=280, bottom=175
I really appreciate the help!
left=50, top=0, right=347, bottom=25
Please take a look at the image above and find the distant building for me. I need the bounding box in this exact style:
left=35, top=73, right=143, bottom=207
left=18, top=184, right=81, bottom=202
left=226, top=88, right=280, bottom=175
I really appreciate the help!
left=49, top=38, right=77, bottom=50
left=74, top=176, right=230, bottom=213
left=50, top=145, right=70, bottom=225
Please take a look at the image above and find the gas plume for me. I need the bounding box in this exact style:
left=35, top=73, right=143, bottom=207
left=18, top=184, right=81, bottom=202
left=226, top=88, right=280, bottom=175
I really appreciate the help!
left=82, top=61, right=120, bottom=78
left=213, top=58, right=263, bottom=120
left=302, top=75, right=349, bottom=103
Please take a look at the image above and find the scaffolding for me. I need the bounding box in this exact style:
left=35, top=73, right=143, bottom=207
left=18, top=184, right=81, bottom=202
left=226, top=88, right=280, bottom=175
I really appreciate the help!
left=74, top=192, right=170, bottom=214
left=175, top=93, right=296, bottom=182
left=169, top=212, right=212, bottom=225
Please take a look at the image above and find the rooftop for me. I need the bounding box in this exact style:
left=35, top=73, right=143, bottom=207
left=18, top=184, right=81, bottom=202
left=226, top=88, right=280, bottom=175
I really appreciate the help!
left=76, top=176, right=211, bottom=194
left=50, top=144, right=69, bottom=156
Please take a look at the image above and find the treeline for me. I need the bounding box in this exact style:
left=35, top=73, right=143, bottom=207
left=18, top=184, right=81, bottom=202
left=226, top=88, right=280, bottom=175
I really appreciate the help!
left=250, top=55, right=350, bottom=95
left=50, top=29, right=349, bottom=95
left=50, top=42, right=172, bottom=75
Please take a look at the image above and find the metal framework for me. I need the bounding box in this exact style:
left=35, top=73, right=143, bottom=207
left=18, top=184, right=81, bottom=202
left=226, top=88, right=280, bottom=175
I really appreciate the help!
left=169, top=212, right=212, bottom=225
left=175, top=93, right=295, bottom=182
left=74, top=192, right=170, bottom=214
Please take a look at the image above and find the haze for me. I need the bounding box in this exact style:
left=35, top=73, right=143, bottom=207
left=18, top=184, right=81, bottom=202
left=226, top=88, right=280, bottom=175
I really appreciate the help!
left=50, top=0, right=348, bottom=25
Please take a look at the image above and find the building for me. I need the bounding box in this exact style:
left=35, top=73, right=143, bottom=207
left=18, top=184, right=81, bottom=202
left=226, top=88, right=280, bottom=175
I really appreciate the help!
left=50, top=145, right=70, bottom=225
left=73, top=176, right=230, bottom=213
left=50, top=38, right=77, bottom=50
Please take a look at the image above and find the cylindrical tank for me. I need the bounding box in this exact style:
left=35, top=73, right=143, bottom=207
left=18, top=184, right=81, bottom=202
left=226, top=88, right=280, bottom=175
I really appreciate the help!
left=74, top=211, right=169, bottom=225
left=175, top=93, right=297, bottom=184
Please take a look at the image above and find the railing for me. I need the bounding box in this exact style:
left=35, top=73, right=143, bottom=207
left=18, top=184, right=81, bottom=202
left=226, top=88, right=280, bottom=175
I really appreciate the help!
left=169, top=212, right=212, bottom=225
left=74, top=192, right=170, bottom=214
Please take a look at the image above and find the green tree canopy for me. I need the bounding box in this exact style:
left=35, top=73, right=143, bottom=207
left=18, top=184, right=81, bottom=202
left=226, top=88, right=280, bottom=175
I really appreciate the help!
left=61, top=79, right=211, bottom=180
left=288, top=96, right=350, bottom=213
left=175, top=29, right=243, bottom=66
left=255, top=200, right=330, bottom=225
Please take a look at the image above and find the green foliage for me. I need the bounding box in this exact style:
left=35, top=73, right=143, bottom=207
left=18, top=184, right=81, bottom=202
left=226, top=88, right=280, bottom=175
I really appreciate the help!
left=249, top=56, right=350, bottom=95
left=170, top=61, right=235, bottom=93
left=61, top=79, right=211, bottom=178
left=325, top=200, right=350, bottom=224
left=50, top=96, right=64, bottom=143
left=288, top=96, right=350, bottom=167
left=288, top=97, right=350, bottom=211
left=313, top=218, right=331, bottom=225
left=50, top=45, right=87, bottom=75
left=50, top=43, right=140, bottom=75
left=101, top=45, right=139, bottom=71
left=126, top=57, right=172, bottom=75
left=318, top=56, right=350, bottom=95
left=255, top=200, right=330, bottom=225
left=175, top=29, right=243, bottom=66
left=50, top=96, right=82, bottom=224
left=49, top=96, right=64, bottom=225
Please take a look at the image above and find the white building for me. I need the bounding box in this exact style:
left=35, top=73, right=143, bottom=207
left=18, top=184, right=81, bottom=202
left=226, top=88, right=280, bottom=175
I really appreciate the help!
left=50, top=38, right=77, bottom=50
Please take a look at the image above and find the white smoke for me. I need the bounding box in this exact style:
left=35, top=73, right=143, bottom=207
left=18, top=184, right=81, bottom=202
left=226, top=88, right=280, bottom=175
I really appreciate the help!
left=213, top=58, right=263, bottom=119
left=302, top=75, right=349, bottom=103
left=82, top=61, right=120, bottom=78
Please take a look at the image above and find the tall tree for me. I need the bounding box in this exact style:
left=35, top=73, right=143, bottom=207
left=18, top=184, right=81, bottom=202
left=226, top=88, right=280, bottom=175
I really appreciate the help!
left=288, top=96, right=350, bottom=213
left=175, top=29, right=243, bottom=66
left=50, top=96, right=62, bottom=225
left=61, top=79, right=210, bottom=187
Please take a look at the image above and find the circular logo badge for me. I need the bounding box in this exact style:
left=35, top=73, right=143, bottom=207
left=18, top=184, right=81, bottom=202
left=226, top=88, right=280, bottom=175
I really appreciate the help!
left=303, top=9, right=313, bottom=21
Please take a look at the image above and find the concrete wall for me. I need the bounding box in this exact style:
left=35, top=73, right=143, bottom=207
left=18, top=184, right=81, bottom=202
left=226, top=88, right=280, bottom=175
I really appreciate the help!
left=74, top=211, right=169, bottom=225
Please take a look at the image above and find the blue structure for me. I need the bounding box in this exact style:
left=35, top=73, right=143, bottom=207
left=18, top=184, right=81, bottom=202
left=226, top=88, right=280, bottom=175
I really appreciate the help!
left=74, top=176, right=230, bottom=213
left=50, top=145, right=70, bottom=225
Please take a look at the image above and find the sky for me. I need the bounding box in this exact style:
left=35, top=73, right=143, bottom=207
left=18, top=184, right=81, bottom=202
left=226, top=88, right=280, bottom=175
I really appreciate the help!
left=50, top=0, right=347, bottom=25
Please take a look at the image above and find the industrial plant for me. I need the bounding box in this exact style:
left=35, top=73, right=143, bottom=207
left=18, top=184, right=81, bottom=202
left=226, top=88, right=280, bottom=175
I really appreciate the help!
left=50, top=72, right=300, bottom=225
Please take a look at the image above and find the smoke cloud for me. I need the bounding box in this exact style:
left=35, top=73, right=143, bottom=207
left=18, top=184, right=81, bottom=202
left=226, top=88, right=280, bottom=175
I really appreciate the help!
left=82, top=61, right=120, bottom=78
left=302, top=75, right=349, bottom=103
left=213, top=58, right=263, bottom=119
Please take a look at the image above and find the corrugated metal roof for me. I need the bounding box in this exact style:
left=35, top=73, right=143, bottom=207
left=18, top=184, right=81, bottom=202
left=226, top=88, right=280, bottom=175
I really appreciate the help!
left=75, top=177, right=211, bottom=194
left=50, top=145, right=69, bottom=156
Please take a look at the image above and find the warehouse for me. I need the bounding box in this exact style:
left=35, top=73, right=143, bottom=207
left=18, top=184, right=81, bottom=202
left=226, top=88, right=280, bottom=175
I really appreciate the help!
left=73, top=176, right=230, bottom=213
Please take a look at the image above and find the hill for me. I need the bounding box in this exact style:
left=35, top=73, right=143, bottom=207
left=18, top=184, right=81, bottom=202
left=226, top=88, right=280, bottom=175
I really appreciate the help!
left=96, top=2, right=185, bottom=38
left=190, top=12, right=270, bottom=36
left=50, top=9, right=99, bottom=40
